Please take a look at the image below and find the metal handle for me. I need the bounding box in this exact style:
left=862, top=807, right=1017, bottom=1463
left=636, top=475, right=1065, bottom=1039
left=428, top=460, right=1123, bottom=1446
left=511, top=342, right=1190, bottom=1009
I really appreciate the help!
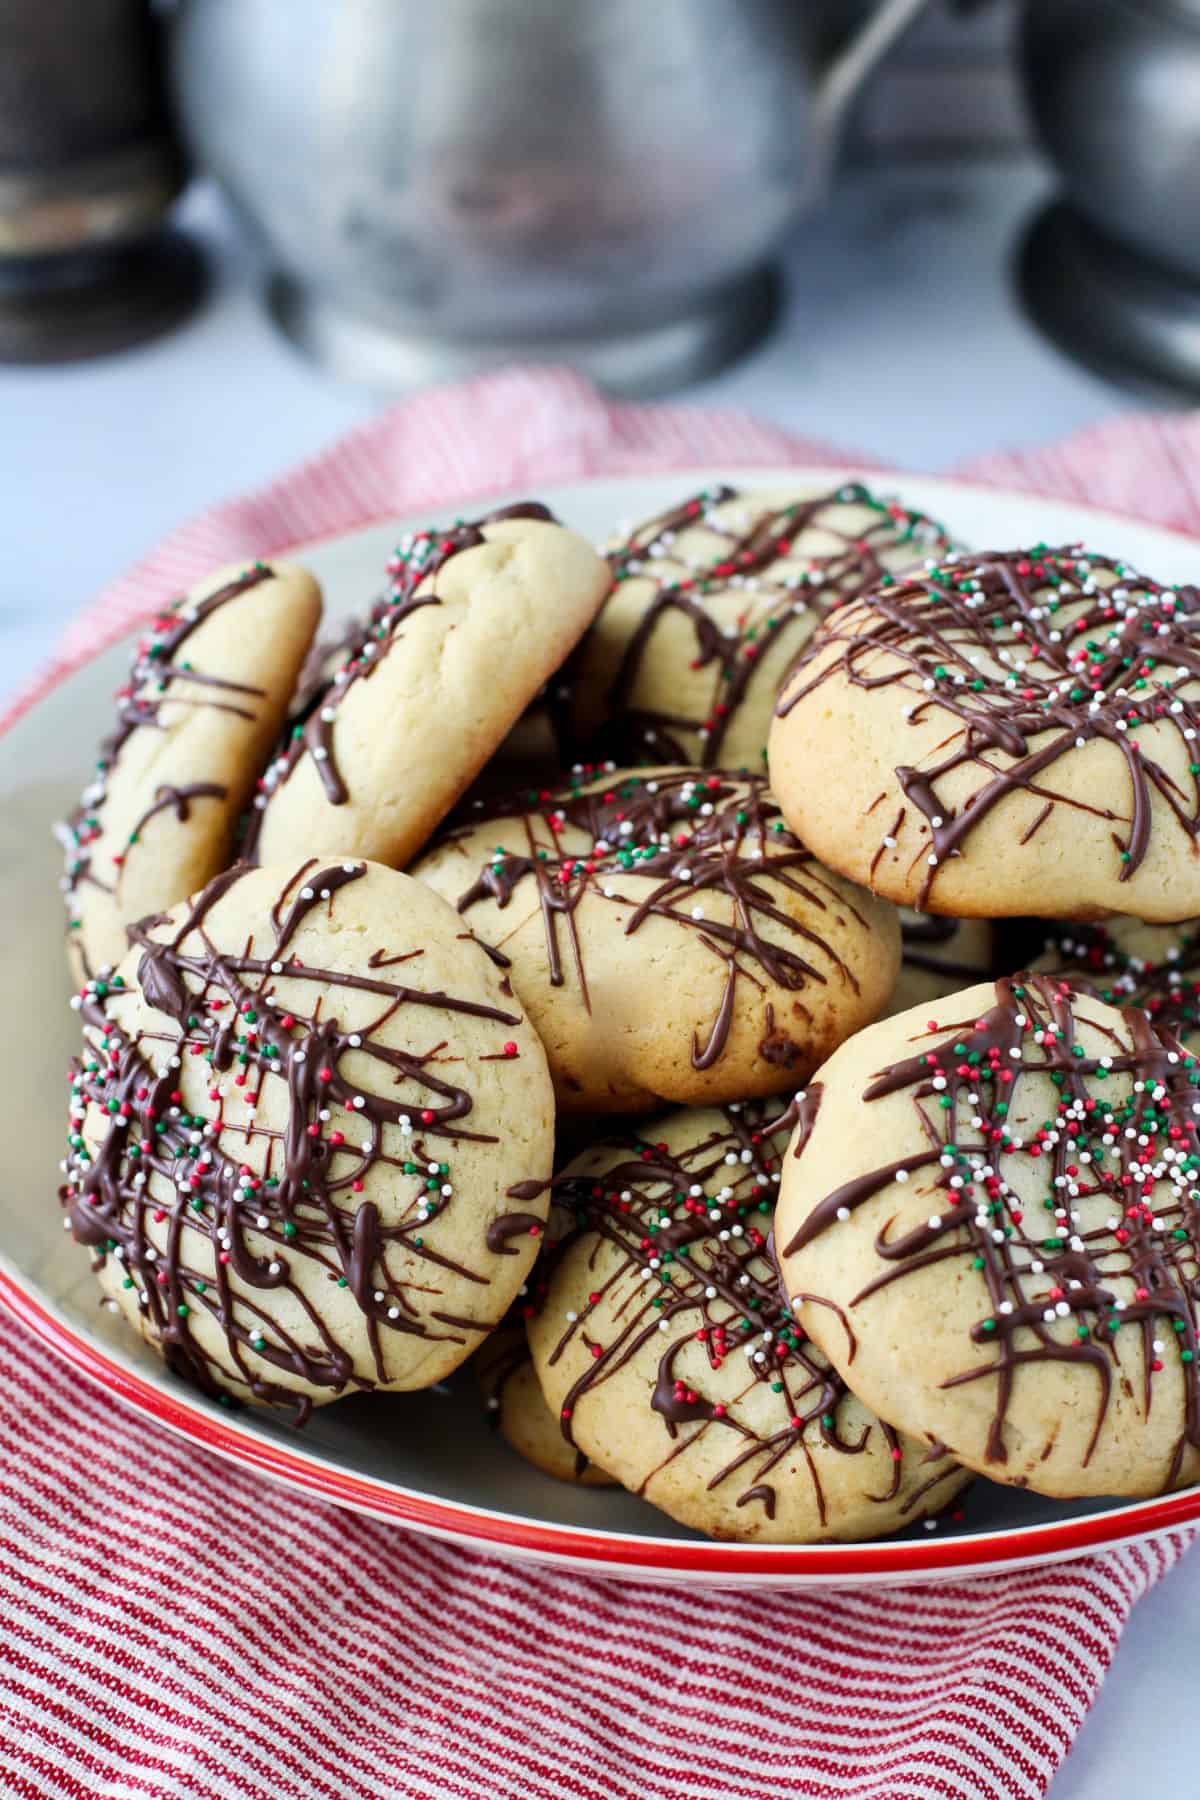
left=809, top=0, right=930, bottom=200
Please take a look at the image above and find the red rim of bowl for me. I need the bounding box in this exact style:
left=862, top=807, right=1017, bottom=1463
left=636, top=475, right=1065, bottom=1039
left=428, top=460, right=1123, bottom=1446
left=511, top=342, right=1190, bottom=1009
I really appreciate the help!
left=7, top=1263, right=1200, bottom=1576
left=10, top=464, right=1200, bottom=1580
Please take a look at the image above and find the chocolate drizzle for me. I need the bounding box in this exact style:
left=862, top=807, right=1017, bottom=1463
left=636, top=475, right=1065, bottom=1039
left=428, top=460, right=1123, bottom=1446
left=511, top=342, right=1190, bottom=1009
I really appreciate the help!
left=243, top=502, right=555, bottom=845
left=61, top=860, right=536, bottom=1416
left=444, top=768, right=869, bottom=1074
left=777, top=546, right=1200, bottom=907
left=486, top=1211, right=545, bottom=1256
left=785, top=972, right=1200, bottom=1477
left=543, top=1099, right=954, bottom=1529
left=58, top=566, right=273, bottom=961
left=593, top=482, right=951, bottom=767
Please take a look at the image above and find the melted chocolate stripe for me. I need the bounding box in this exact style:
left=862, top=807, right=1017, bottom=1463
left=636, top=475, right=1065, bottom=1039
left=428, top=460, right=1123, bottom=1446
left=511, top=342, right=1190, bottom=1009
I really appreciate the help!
left=599, top=483, right=951, bottom=768
left=777, top=547, right=1200, bottom=907
left=59, top=566, right=276, bottom=967
left=446, top=769, right=854, bottom=1074
left=542, top=1096, right=927, bottom=1523
left=60, top=861, right=540, bottom=1414
left=787, top=972, right=1200, bottom=1474
left=243, top=501, right=555, bottom=845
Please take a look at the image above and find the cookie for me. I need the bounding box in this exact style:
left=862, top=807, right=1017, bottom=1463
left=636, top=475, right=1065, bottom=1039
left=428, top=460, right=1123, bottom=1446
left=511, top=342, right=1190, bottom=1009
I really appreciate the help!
left=565, top=482, right=951, bottom=773
left=776, top=972, right=1200, bottom=1498
left=527, top=1099, right=967, bottom=1541
left=475, top=1324, right=614, bottom=1486
left=412, top=767, right=900, bottom=1113
left=888, top=912, right=995, bottom=1019
left=61, top=858, right=554, bottom=1413
left=770, top=546, right=1200, bottom=921
left=245, top=504, right=609, bottom=870
left=1039, top=915, right=1200, bottom=1047
left=57, top=561, right=321, bottom=983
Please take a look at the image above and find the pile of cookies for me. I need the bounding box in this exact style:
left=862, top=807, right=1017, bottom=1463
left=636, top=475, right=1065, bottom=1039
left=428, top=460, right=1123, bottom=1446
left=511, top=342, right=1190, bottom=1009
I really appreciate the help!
left=56, top=482, right=1200, bottom=1543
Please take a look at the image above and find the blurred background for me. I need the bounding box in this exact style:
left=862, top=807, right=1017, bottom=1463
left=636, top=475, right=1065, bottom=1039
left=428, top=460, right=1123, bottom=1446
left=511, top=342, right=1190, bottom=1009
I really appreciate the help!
left=3, top=0, right=1199, bottom=680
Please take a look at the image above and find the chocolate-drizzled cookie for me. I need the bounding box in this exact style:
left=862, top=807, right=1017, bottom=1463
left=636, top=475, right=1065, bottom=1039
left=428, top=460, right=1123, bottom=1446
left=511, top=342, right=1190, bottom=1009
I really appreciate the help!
left=777, top=972, right=1200, bottom=1498
left=56, top=560, right=321, bottom=983
left=412, top=767, right=901, bottom=1114
left=527, top=1099, right=967, bottom=1541
left=770, top=545, right=1200, bottom=921
left=61, top=858, right=554, bottom=1415
left=564, top=481, right=952, bottom=773
left=245, top=503, right=609, bottom=871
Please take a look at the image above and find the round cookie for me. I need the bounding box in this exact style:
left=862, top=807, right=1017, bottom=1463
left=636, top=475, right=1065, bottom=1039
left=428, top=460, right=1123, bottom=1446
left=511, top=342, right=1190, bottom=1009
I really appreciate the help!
left=527, top=1099, right=967, bottom=1542
left=776, top=972, right=1200, bottom=1499
left=61, top=858, right=555, bottom=1413
left=475, top=1323, right=614, bottom=1486
left=769, top=545, right=1200, bottom=921
left=412, top=767, right=900, bottom=1114
left=568, top=481, right=952, bottom=772
left=887, top=912, right=995, bottom=1019
left=57, top=560, right=321, bottom=983
left=245, top=504, right=609, bottom=871
left=1039, top=915, right=1200, bottom=1048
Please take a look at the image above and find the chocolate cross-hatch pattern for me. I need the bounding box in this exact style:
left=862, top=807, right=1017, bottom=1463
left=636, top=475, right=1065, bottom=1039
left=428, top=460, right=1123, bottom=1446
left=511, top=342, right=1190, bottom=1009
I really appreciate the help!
left=785, top=973, right=1200, bottom=1480
left=589, top=481, right=950, bottom=768
left=776, top=545, right=1200, bottom=908
left=60, top=861, right=542, bottom=1419
left=538, top=1101, right=960, bottom=1528
left=446, top=768, right=871, bottom=1072
left=58, top=566, right=273, bottom=946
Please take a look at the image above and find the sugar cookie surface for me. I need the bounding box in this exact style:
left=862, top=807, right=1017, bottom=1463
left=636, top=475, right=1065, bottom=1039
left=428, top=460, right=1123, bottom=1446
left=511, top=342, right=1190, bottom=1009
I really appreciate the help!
left=770, top=545, right=1200, bottom=921
left=528, top=1099, right=966, bottom=1541
left=567, top=481, right=952, bottom=773
left=776, top=973, right=1200, bottom=1498
left=1039, top=914, right=1200, bottom=1047
left=247, top=504, right=609, bottom=870
left=58, top=560, right=321, bottom=982
left=62, top=859, right=554, bottom=1411
left=413, top=767, right=900, bottom=1113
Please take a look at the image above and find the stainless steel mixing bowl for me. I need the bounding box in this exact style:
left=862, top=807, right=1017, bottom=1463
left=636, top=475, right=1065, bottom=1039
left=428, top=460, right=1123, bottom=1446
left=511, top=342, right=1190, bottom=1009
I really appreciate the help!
left=170, top=0, right=928, bottom=392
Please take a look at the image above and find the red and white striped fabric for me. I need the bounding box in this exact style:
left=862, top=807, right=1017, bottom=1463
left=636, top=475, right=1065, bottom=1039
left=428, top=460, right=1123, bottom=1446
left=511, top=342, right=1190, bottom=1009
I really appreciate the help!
left=4, top=366, right=1199, bottom=1800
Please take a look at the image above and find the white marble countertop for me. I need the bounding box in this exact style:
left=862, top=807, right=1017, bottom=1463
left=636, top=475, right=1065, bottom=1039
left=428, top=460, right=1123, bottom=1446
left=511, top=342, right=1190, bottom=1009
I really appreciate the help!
left=0, top=156, right=1193, bottom=1797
